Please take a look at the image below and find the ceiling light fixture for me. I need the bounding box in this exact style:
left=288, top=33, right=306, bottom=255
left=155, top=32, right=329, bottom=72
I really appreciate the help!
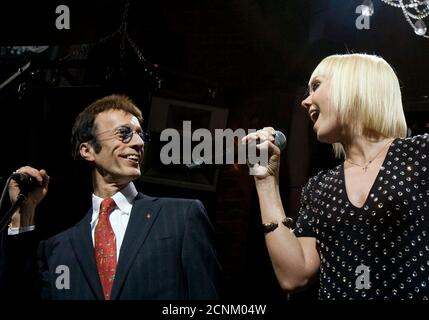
left=372, top=0, right=429, bottom=38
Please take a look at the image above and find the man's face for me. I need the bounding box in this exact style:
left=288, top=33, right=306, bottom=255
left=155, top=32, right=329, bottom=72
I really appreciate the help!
left=88, top=109, right=144, bottom=185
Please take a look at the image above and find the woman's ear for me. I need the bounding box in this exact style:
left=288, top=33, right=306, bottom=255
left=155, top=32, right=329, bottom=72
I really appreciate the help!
left=79, top=142, right=95, bottom=162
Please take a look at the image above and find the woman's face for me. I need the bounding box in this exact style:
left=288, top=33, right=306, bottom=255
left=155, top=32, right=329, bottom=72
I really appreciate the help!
left=301, top=76, right=342, bottom=143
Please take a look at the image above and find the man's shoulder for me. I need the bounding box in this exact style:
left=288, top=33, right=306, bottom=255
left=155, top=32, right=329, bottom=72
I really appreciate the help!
left=42, top=213, right=89, bottom=246
left=136, top=194, right=207, bottom=223
left=137, top=193, right=203, bottom=209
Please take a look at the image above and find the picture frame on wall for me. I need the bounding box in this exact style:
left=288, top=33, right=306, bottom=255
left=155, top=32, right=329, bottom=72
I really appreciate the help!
left=141, top=96, right=229, bottom=192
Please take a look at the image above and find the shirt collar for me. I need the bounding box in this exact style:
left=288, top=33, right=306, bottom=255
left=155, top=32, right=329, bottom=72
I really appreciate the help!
left=90, top=182, right=138, bottom=226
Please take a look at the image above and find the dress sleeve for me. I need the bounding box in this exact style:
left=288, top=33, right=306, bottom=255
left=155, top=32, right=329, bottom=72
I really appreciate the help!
left=293, top=175, right=318, bottom=238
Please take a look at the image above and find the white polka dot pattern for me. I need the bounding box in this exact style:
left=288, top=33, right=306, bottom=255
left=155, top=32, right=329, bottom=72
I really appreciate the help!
left=294, top=134, right=429, bottom=300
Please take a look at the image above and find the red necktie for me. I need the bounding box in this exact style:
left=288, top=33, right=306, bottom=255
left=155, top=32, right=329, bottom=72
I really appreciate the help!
left=94, top=197, right=117, bottom=300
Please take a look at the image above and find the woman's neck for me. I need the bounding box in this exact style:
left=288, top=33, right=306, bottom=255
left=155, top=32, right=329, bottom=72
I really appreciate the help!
left=343, top=135, right=394, bottom=165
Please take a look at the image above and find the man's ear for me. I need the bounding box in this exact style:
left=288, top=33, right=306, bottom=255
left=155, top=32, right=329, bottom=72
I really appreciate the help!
left=79, top=142, right=95, bottom=162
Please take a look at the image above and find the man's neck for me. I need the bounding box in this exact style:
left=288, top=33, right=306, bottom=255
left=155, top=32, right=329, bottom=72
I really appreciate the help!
left=92, top=173, right=130, bottom=198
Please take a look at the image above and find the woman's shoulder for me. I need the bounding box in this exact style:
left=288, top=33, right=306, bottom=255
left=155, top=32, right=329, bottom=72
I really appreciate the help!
left=391, top=134, right=429, bottom=156
left=389, top=134, right=429, bottom=168
left=305, top=164, right=342, bottom=190
left=396, top=133, right=429, bottom=146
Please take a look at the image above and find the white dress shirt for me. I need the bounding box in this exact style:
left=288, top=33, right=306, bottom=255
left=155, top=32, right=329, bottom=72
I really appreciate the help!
left=8, top=183, right=138, bottom=262
left=8, top=225, right=35, bottom=235
left=90, top=182, right=138, bottom=262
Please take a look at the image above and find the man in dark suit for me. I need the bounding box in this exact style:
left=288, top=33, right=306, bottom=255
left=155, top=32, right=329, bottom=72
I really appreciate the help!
left=2, top=94, right=220, bottom=299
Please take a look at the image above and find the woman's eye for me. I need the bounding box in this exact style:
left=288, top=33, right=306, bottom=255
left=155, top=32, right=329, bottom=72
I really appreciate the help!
left=311, top=81, right=320, bottom=92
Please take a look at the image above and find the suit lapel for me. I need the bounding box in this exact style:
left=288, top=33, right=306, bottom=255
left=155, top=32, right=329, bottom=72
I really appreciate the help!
left=110, top=194, right=160, bottom=300
left=69, top=211, right=104, bottom=300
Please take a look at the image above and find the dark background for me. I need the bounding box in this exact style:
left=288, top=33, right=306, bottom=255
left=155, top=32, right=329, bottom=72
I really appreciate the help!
left=1, top=0, right=429, bottom=301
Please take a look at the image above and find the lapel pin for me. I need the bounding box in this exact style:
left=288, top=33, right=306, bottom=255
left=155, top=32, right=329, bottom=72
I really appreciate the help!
left=146, top=212, right=152, bottom=219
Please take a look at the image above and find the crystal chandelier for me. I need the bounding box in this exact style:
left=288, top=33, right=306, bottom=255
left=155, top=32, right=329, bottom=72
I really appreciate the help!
left=362, top=0, right=429, bottom=38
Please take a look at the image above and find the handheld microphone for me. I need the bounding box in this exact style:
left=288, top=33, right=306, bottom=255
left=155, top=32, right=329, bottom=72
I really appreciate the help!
left=273, top=130, right=287, bottom=152
left=184, top=130, right=287, bottom=170
left=11, top=172, right=41, bottom=193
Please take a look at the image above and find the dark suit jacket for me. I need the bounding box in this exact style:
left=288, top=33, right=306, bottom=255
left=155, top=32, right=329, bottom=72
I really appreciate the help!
left=1, top=194, right=220, bottom=300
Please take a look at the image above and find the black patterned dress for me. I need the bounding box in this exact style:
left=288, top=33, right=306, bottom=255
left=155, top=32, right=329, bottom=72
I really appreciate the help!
left=294, top=134, right=429, bottom=300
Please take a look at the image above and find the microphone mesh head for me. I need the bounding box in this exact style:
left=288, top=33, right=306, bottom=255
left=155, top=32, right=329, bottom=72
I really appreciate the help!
left=274, top=131, right=287, bottom=151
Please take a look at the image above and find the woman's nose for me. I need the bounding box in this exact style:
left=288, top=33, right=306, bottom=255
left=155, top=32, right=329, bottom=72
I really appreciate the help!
left=301, top=95, right=312, bottom=109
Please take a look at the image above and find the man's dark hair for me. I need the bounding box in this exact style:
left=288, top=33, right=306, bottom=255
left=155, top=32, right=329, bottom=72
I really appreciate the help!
left=71, top=94, right=143, bottom=160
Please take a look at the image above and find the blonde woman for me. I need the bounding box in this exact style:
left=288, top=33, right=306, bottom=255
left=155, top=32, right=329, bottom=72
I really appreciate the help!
left=244, top=53, right=428, bottom=299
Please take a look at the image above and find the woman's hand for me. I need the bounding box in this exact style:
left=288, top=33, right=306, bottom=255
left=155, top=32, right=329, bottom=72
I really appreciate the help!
left=241, top=127, right=281, bottom=180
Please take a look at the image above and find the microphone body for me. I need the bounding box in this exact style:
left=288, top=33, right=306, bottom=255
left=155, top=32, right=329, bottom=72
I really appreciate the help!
left=185, top=130, right=287, bottom=169
left=11, top=172, right=40, bottom=193
left=273, top=130, right=287, bottom=152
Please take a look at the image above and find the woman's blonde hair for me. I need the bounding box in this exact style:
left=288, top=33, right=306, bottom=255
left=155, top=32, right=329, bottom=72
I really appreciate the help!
left=309, top=53, right=407, bottom=158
